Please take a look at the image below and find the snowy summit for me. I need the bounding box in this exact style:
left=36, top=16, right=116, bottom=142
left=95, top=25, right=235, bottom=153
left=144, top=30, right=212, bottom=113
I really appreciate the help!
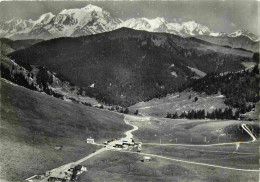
left=0, top=4, right=258, bottom=41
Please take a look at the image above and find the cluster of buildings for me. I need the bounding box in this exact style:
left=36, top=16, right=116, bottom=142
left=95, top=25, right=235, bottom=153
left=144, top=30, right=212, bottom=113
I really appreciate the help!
left=103, top=137, right=142, bottom=151
left=26, top=164, right=87, bottom=182
left=47, top=164, right=87, bottom=181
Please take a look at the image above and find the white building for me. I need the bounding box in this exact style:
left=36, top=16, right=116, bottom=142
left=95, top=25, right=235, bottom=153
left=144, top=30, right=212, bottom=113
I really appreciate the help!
left=86, top=138, right=95, bottom=144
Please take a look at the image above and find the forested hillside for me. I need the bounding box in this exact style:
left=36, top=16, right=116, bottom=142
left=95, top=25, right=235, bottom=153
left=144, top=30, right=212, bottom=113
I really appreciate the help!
left=8, top=28, right=252, bottom=106
left=189, top=65, right=259, bottom=113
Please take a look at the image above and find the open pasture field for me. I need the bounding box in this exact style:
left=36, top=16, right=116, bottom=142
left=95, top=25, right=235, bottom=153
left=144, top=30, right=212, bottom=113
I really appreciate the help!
left=76, top=149, right=259, bottom=182
left=141, top=142, right=259, bottom=170
left=127, top=115, right=256, bottom=144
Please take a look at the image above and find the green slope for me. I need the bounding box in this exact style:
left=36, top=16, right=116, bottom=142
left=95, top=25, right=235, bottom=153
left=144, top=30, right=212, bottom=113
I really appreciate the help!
left=0, top=79, right=131, bottom=181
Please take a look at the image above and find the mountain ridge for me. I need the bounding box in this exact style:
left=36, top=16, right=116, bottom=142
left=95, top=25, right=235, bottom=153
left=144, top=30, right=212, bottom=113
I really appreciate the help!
left=0, top=4, right=259, bottom=46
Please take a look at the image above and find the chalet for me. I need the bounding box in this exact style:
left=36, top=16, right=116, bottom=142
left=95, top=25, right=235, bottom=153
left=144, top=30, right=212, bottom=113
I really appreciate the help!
left=48, top=170, right=71, bottom=181
left=111, top=138, right=135, bottom=148
left=86, top=137, right=95, bottom=144
left=70, top=165, right=87, bottom=181
left=54, top=145, right=63, bottom=150
left=137, top=142, right=142, bottom=151
left=121, top=138, right=135, bottom=146
left=141, top=156, right=151, bottom=162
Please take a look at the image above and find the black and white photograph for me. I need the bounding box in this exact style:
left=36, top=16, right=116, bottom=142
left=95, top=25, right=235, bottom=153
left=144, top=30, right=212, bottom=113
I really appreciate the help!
left=0, top=0, right=259, bottom=181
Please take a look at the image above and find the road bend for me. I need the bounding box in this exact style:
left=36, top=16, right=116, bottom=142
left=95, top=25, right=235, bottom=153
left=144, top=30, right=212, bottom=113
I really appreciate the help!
left=124, top=117, right=139, bottom=139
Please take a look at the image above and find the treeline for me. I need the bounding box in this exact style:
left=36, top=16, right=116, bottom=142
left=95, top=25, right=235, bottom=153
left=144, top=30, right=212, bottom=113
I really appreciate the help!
left=166, top=107, right=246, bottom=120
left=188, top=65, right=259, bottom=113
left=206, top=108, right=239, bottom=120
left=1, top=64, right=35, bottom=90
left=107, top=106, right=129, bottom=114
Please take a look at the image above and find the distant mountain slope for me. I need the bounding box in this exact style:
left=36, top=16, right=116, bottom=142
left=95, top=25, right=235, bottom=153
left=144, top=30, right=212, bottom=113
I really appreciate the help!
left=188, top=66, right=259, bottom=112
left=129, top=91, right=228, bottom=118
left=0, top=38, right=43, bottom=54
left=1, top=38, right=102, bottom=109
left=196, top=35, right=259, bottom=53
left=130, top=65, right=259, bottom=120
left=0, top=79, right=130, bottom=181
left=8, top=28, right=253, bottom=106
left=0, top=4, right=258, bottom=52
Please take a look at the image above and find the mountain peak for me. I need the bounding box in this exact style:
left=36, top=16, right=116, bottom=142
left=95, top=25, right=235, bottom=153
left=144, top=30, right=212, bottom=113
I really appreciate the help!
left=182, top=20, right=196, bottom=25
left=0, top=4, right=258, bottom=44
left=83, top=4, right=103, bottom=12
left=119, top=17, right=167, bottom=32
left=153, top=17, right=167, bottom=22
left=60, top=4, right=103, bottom=15
left=35, top=12, right=55, bottom=24
left=228, top=29, right=259, bottom=41
left=180, top=21, right=211, bottom=36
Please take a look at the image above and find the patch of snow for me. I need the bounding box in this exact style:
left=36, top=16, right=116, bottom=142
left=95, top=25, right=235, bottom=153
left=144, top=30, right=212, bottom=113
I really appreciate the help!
left=119, top=17, right=167, bottom=32
left=34, top=12, right=55, bottom=25
left=187, top=66, right=206, bottom=77
left=168, top=94, right=179, bottom=100
left=210, top=32, right=221, bottom=36
left=63, top=97, right=72, bottom=102
left=171, top=71, right=178, bottom=77
left=139, top=106, right=151, bottom=110
left=181, top=21, right=210, bottom=36
left=228, top=29, right=259, bottom=41
left=241, top=62, right=256, bottom=70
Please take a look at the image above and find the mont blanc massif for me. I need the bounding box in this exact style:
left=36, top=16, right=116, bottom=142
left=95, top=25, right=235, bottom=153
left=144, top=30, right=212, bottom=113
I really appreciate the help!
left=0, top=4, right=259, bottom=182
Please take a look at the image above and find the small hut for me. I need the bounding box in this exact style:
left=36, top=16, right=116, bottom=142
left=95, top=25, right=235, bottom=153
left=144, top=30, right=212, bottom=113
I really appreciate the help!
left=141, top=156, right=151, bottom=162
left=86, top=137, right=95, bottom=144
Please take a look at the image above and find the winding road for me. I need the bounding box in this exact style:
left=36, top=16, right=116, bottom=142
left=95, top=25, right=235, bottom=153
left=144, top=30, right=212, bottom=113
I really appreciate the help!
left=124, top=117, right=139, bottom=139
left=121, top=116, right=259, bottom=172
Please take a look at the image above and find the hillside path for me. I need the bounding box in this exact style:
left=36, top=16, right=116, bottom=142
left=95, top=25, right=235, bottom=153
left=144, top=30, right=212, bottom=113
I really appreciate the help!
left=124, top=117, right=139, bottom=139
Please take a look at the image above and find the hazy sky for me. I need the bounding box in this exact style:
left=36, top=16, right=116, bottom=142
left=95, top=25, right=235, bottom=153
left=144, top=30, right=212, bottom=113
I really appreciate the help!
left=0, top=1, right=259, bottom=36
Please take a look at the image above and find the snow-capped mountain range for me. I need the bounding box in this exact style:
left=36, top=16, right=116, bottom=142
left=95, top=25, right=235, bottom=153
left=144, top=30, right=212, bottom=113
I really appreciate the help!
left=0, top=4, right=259, bottom=41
